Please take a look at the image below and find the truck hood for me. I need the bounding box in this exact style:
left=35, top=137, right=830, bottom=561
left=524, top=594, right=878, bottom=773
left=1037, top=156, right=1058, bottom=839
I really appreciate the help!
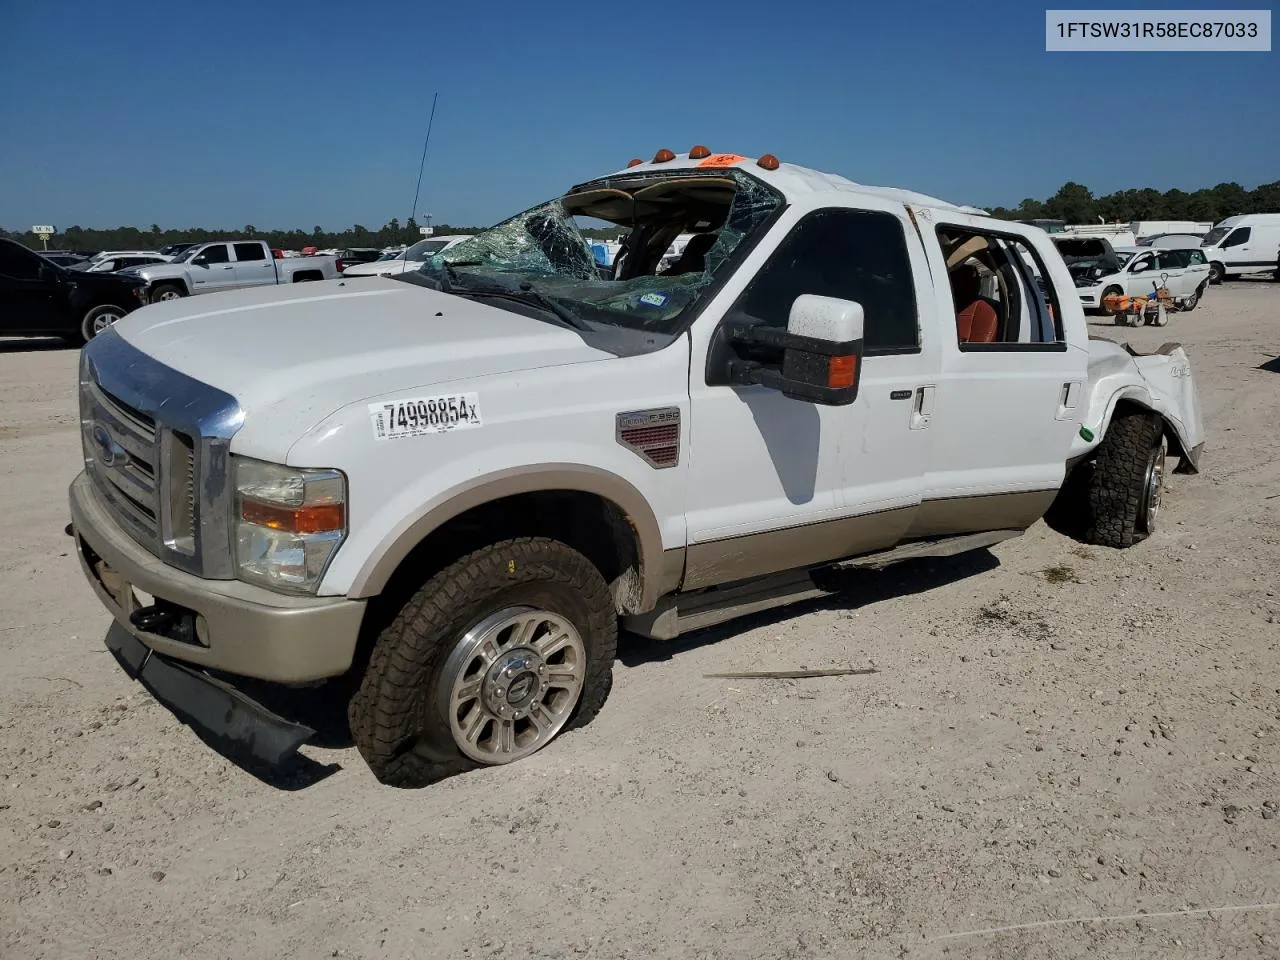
left=110, top=277, right=613, bottom=439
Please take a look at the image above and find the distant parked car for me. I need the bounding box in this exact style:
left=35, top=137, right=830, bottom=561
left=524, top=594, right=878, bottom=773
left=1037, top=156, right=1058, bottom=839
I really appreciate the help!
left=1075, top=246, right=1211, bottom=313
left=340, top=235, right=472, bottom=277
left=0, top=237, right=145, bottom=342
left=73, top=254, right=171, bottom=273
left=335, top=247, right=383, bottom=265
left=41, top=252, right=90, bottom=268
left=123, top=240, right=345, bottom=303
left=1136, top=233, right=1205, bottom=249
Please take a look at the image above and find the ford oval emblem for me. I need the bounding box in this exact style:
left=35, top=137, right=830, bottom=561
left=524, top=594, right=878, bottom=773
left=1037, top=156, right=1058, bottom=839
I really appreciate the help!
left=90, top=423, right=126, bottom=468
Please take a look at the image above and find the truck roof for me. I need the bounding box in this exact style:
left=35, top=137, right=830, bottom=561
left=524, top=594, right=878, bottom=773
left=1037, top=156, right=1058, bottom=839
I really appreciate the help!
left=602, top=150, right=988, bottom=217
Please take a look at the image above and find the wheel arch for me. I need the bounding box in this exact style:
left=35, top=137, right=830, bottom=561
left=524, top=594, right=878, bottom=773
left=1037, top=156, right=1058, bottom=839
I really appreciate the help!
left=1097, top=389, right=1199, bottom=474
left=347, top=464, right=676, bottom=615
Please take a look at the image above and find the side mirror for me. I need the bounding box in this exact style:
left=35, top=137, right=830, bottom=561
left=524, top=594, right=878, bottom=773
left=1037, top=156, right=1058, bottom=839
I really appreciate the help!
left=721, top=295, right=865, bottom=405
left=192, top=255, right=208, bottom=267
left=38, top=263, right=56, bottom=283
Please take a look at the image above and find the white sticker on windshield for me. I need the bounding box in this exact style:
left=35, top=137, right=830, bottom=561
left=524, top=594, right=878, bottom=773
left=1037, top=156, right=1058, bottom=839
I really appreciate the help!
left=370, top=393, right=482, bottom=441
left=639, top=292, right=669, bottom=308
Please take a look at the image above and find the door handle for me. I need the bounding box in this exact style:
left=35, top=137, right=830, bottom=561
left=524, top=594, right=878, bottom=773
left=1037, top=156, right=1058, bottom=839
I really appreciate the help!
left=910, top=385, right=934, bottom=430
left=1056, top=380, right=1082, bottom=421
left=221, top=265, right=233, bottom=270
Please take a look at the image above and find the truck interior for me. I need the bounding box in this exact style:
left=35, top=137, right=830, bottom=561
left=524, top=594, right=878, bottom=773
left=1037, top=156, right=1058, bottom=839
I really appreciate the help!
left=938, top=228, right=1064, bottom=347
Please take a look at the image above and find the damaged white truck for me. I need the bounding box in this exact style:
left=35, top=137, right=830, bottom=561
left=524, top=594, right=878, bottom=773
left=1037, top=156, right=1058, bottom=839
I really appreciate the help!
left=68, top=148, right=1205, bottom=786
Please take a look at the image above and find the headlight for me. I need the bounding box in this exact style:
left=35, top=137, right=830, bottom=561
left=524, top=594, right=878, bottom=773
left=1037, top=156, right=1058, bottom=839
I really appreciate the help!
left=234, top=457, right=347, bottom=594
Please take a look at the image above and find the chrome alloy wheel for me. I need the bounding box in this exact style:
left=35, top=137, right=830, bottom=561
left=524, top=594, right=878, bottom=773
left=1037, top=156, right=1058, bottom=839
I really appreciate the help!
left=441, top=606, right=586, bottom=764
left=1139, top=439, right=1166, bottom=533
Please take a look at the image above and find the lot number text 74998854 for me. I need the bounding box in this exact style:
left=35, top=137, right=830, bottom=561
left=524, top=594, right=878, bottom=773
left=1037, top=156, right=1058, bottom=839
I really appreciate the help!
left=369, top=393, right=483, bottom=441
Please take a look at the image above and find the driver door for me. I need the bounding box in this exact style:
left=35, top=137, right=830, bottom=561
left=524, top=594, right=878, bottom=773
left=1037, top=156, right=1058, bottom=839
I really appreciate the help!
left=1124, top=250, right=1160, bottom=296
left=682, top=200, right=939, bottom=589
left=189, top=243, right=237, bottom=294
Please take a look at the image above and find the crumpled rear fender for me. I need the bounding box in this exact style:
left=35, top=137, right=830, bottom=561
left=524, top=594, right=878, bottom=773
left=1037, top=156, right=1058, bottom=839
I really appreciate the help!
left=1073, top=339, right=1205, bottom=473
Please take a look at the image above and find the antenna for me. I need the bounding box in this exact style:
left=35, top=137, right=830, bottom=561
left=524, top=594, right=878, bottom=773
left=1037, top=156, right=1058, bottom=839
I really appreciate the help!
left=405, top=92, right=439, bottom=274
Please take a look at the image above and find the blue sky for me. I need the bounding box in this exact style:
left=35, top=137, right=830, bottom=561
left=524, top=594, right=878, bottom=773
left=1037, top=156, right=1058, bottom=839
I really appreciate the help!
left=0, top=0, right=1274, bottom=231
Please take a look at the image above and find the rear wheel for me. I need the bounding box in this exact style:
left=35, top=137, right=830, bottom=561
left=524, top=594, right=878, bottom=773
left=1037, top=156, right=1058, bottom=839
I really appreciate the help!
left=79, top=304, right=126, bottom=344
left=1208, top=262, right=1226, bottom=285
left=1084, top=410, right=1167, bottom=548
left=349, top=538, right=617, bottom=787
left=150, top=283, right=185, bottom=304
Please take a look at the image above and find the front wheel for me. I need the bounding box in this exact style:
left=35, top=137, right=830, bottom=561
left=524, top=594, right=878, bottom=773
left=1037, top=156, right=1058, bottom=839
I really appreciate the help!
left=1084, top=410, right=1167, bottom=548
left=150, top=283, right=185, bottom=304
left=1181, top=284, right=1204, bottom=311
left=79, top=304, right=126, bottom=343
left=1208, top=262, right=1226, bottom=285
left=349, top=538, right=617, bottom=787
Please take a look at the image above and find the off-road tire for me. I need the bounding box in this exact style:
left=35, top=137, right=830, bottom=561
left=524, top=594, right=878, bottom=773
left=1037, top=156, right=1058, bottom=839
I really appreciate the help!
left=1083, top=411, right=1165, bottom=548
left=349, top=538, right=617, bottom=787
left=150, top=283, right=185, bottom=304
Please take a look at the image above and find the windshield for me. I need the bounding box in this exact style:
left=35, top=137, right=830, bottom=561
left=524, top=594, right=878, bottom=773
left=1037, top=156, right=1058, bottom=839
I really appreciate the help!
left=1201, top=226, right=1230, bottom=246
left=169, top=245, right=203, bottom=263
left=406, top=168, right=783, bottom=335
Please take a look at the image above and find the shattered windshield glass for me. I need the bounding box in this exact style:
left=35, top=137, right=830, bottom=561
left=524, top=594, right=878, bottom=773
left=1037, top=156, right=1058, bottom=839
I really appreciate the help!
left=411, top=169, right=784, bottom=335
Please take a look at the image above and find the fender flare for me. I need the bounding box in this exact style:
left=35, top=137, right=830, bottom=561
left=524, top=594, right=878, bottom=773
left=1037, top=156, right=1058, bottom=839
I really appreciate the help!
left=346, top=463, right=672, bottom=609
left=1094, top=384, right=1201, bottom=474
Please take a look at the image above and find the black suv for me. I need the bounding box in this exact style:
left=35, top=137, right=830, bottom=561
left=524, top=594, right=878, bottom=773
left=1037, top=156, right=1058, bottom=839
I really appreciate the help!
left=0, top=238, right=146, bottom=344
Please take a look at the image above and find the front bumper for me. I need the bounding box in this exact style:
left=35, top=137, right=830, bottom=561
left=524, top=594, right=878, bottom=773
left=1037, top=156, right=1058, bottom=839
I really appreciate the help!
left=69, top=472, right=366, bottom=684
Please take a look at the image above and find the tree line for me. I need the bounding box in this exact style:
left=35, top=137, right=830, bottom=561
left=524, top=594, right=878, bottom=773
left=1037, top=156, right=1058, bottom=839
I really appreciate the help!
left=0, top=217, right=621, bottom=254
left=6, top=178, right=1278, bottom=253
left=988, top=179, right=1280, bottom=224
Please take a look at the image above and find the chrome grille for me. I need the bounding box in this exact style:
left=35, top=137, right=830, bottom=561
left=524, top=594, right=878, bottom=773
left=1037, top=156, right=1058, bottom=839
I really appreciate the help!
left=78, top=330, right=244, bottom=579
left=82, top=377, right=161, bottom=545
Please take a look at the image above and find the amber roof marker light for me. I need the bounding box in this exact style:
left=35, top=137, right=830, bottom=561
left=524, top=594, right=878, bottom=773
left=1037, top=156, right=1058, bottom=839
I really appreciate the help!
left=757, top=154, right=781, bottom=171
left=627, top=158, right=643, bottom=168
left=689, top=145, right=711, bottom=159
left=653, top=148, right=676, bottom=163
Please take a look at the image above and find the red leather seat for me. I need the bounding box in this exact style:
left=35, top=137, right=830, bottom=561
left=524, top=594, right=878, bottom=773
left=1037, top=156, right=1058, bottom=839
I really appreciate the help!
left=957, top=299, right=1000, bottom=343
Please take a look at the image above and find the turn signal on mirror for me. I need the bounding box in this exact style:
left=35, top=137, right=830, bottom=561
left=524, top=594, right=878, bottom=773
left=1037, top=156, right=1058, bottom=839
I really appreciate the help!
left=827, top=355, right=858, bottom=389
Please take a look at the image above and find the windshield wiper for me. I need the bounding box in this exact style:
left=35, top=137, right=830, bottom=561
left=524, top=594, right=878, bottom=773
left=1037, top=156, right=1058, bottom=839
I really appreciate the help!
left=470, top=284, right=591, bottom=331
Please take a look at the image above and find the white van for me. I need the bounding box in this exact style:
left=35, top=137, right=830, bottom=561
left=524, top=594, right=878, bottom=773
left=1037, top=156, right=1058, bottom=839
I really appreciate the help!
left=1200, top=214, right=1280, bottom=283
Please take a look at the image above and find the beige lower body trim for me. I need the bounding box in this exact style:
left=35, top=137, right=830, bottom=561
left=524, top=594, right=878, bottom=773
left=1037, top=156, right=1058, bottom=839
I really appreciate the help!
left=903, top=489, right=1058, bottom=539
left=684, top=506, right=914, bottom=590
left=680, top=489, right=1057, bottom=592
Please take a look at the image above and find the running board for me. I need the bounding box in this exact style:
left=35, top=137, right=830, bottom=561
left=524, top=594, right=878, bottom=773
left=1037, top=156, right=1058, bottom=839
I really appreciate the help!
left=622, top=528, right=1022, bottom=641
left=829, top=528, right=1023, bottom=570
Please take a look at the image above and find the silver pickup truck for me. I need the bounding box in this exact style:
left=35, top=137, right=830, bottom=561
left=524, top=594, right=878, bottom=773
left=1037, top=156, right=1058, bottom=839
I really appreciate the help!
left=123, top=240, right=344, bottom=304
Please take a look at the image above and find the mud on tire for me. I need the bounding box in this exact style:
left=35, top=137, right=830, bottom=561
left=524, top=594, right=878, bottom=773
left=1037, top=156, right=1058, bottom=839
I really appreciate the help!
left=1083, top=410, right=1166, bottom=548
left=348, top=538, right=617, bottom=788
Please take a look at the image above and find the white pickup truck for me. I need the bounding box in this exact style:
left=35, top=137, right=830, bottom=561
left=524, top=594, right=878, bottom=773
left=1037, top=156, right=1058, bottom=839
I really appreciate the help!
left=123, top=239, right=344, bottom=305
left=67, top=148, right=1205, bottom=786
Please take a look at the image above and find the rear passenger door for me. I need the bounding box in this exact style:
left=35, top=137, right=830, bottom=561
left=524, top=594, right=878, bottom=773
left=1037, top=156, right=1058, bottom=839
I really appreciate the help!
left=232, top=242, right=276, bottom=289
left=911, top=216, right=1086, bottom=535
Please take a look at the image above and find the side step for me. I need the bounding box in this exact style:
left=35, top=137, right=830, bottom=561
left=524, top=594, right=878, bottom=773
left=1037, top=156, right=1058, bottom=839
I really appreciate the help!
left=622, top=528, right=1022, bottom=641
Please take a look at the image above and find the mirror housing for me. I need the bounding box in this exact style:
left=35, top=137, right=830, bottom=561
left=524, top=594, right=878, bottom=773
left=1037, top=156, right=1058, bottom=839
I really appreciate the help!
left=191, top=255, right=208, bottom=267
left=37, top=263, right=56, bottom=283
left=722, top=295, right=865, bottom=405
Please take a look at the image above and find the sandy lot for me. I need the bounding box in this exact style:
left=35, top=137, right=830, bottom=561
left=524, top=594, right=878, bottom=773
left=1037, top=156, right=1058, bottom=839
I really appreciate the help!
left=2, top=282, right=1279, bottom=960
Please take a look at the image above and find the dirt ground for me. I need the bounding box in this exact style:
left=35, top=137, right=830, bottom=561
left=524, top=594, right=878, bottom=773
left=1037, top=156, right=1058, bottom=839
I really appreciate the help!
left=2, top=281, right=1279, bottom=960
